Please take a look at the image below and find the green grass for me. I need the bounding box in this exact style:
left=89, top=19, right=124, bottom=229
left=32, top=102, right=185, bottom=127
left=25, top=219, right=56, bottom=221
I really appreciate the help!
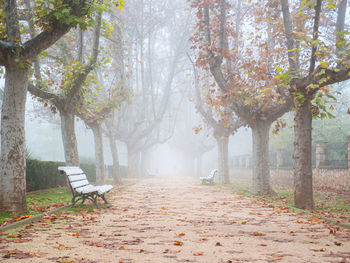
left=227, top=180, right=350, bottom=224
left=27, top=187, right=71, bottom=212
left=0, top=187, right=71, bottom=226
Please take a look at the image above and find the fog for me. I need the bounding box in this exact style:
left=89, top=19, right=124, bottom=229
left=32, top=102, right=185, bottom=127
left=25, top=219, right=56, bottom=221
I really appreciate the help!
left=1, top=0, right=350, bottom=183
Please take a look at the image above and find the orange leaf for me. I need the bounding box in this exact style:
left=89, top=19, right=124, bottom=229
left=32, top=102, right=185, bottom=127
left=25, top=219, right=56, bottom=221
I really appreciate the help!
left=173, top=241, right=183, bottom=246
left=193, top=252, right=204, bottom=256
left=241, top=221, right=247, bottom=224
left=16, top=215, right=32, bottom=221
left=178, top=233, right=185, bottom=236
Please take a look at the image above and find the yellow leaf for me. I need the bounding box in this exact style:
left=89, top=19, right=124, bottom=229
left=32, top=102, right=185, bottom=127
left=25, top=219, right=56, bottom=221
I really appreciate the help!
left=252, top=232, right=265, bottom=236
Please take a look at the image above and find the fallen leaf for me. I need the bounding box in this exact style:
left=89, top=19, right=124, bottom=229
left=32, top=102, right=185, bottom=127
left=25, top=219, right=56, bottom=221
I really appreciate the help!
left=57, top=244, right=75, bottom=250
left=259, top=244, right=267, bottom=246
left=193, top=251, right=204, bottom=256
left=15, top=215, right=32, bottom=221
left=311, top=248, right=325, bottom=252
left=215, top=242, right=222, bottom=246
left=7, top=234, right=21, bottom=238
left=241, top=221, right=247, bottom=224
left=173, top=241, right=183, bottom=246
left=252, top=232, right=265, bottom=236
left=178, top=233, right=185, bottom=236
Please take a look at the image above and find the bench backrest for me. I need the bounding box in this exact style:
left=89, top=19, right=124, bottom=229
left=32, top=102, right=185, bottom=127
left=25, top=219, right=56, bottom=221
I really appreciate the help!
left=209, top=169, right=218, bottom=178
left=58, top=166, right=90, bottom=194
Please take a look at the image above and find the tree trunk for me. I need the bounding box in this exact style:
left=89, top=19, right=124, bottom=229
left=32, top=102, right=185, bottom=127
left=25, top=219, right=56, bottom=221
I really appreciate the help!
left=251, top=121, right=274, bottom=195
left=216, top=137, right=230, bottom=184
left=108, top=134, right=122, bottom=184
left=60, top=112, right=79, bottom=166
left=127, top=148, right=140, bottom=177
left=0, top=65, right=28, bottom=213
left=90, top=123, right=105, bottom=184
left=293, top=98, right=314, bottom=209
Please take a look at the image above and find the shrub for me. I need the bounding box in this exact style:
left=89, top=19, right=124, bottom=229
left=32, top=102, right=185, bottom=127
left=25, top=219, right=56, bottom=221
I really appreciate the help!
left=26, top=159, right=127, bottom=192
left=26, top=159, right=96, bottom=192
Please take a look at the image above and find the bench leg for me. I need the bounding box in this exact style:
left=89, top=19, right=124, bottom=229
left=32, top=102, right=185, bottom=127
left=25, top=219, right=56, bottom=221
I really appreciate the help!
left=93, top=196, right=101, bottom=209
left=71, top=196, right=79, bottom=207
left=100, top=194, right=109, bottom=204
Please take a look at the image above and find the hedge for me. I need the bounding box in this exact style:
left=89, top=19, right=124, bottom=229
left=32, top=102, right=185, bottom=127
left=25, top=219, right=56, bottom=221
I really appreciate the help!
left=26, top=159, right=127, bottom=192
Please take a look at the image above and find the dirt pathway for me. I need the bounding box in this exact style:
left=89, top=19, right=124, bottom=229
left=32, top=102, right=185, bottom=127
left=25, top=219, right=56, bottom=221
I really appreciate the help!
left=1, top=176, right=350, bottom=262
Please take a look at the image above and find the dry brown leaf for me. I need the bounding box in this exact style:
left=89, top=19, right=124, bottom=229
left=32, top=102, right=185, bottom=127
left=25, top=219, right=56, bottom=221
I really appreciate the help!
left=173, top=241, right=183, bottom=246
left=311, top=248, right=325, bottom=252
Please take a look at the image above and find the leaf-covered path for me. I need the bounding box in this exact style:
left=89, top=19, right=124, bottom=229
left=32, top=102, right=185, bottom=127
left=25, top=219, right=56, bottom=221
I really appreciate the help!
left=1, top=176, right=350, bottom=262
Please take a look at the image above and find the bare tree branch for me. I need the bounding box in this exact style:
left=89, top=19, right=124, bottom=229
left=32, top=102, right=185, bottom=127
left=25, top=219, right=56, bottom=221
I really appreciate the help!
left=309, top=0, right=322, bottom=75
left=280, top=0, right=298, bottom=74
left=28, top=83, right=60, bottom=101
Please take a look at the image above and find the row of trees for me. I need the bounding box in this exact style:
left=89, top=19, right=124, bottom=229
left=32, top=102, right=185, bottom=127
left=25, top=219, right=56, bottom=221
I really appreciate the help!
left=0, top=0, right=189, bottom=214
left=190, top=0, right=350, bottom=209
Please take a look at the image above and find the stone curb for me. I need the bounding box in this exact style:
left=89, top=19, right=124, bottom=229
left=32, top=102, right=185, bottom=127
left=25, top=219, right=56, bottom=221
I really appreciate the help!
left=0, top=204, right=71, bottom=232
left=0, top=181, right=135, bottom=232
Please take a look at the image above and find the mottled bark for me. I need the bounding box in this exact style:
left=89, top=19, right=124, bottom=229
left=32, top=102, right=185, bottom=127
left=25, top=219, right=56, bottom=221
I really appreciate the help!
left=251, top=121, right=274, bottom=195
left=60, top=112, right=79, bottom=166
left=216, top=137, right=230, bottom=184
left=108, top=134, right=122, bottom=184
left=90, top=123, right=105, bottom=184
left=293, top=98, right=314, bottom=209
left=0, top=64, right=28, bottom=213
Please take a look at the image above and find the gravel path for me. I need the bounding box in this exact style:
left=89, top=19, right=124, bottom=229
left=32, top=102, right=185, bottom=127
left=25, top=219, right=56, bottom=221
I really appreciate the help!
left=1, top=176, right=350, bottom=262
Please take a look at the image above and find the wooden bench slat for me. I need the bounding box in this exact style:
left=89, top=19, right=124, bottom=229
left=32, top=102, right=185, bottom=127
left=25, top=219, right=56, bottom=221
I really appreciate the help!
left=68, top=174, right=87, bottom=182
left=75, top=185, right=97, bottom=194
left=58, top=166, right=84, bottom=175
left=71, top=179, right=90, bottom=189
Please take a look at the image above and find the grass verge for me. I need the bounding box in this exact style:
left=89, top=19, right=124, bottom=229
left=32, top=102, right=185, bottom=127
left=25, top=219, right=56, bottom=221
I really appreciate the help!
left=0, top=181, right=133, bottom=229
left=225, top=180, right=350, bottom=227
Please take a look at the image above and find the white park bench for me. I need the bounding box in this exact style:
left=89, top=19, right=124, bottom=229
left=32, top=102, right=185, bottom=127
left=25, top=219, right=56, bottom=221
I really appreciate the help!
left=58, top=166, right=113, bottom=209
left=199, top=169, right=218, bottom=184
